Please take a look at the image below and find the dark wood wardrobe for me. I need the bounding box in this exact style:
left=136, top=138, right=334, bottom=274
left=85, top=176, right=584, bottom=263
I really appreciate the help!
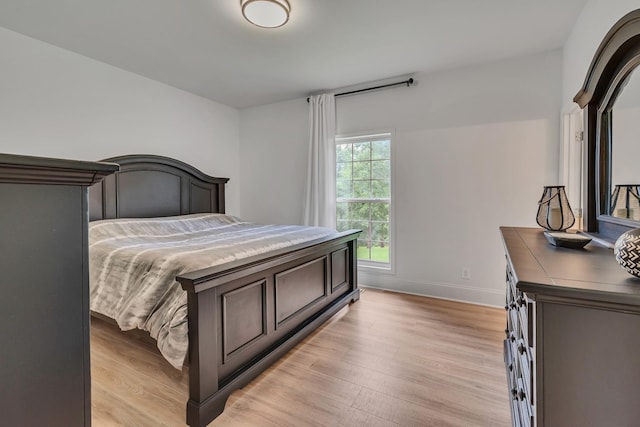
left=0, top=153, right=117, bottom=426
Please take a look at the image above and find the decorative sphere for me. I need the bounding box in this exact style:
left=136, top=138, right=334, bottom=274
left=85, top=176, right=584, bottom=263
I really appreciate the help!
left=614, top=228, right=640, bottom=277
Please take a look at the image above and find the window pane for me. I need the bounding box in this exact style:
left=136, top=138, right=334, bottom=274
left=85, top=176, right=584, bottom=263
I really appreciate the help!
left=353, top=181, right=371, bottom=198
left=352, top=220, right=370, bottom=239
left=371, top=222, right=389, bottom=243
left=336, top=162, right=352, bottom=181
left=352, top=161, right=370, bottom=180
left=350, top=203, right=370, bottom=221
left=371, top=160, right=390, bottom=180
left=336, top=202, right=349, bottom=220
left=369, top=241, right=389, bottom=262
left=371, top=180, right=390, bottom=198
left=372, top=140, right=390, bottom=160
left=353, top=141, right=371, bottom=161
left=357, top=240, right=371, bottom=260
left=336, top=144, right=352, bottom=162
left=337, top=180, right=353, bottom=198
left=371, top=203, right=389, bottom=221
left=336, top=219, right=350, bottom=232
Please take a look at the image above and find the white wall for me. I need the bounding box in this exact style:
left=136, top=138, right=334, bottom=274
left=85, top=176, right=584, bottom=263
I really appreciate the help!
left=240, top=50, right=562, bottom=306
left=0, top=27, right=241, bottom=213
left=562, top=0, right=640, bottom=111
left=238, top=98, right=309, bottom=225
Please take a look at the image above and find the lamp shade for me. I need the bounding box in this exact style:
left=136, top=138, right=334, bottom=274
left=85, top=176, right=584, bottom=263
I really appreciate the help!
left=611, top=184, right=640, bottom=220
left=536, top=186, right=575, bottom=231
left=241, top=0, right=290, bottom=28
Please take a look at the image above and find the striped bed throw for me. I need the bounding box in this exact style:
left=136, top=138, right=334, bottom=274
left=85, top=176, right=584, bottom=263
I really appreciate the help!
left=89, top=213, right=335, bottom=369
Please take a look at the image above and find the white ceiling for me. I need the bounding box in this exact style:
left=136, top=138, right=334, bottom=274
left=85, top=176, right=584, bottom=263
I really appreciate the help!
left=0, top=0, right=588, bottom=109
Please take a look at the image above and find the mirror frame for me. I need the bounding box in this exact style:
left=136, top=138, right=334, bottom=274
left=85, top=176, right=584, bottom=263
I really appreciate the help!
left=574, top=9, right=640, bottom=242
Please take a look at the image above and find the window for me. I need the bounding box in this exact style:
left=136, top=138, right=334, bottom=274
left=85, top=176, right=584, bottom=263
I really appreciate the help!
left=336, top=132, right=392, bottom=268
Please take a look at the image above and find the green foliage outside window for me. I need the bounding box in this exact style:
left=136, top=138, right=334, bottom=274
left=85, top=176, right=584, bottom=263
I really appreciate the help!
left=336, top=137, right=391, bottom=264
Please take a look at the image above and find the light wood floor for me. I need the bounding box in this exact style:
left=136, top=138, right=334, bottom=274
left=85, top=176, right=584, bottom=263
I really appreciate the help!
left=91, top=289, right=510, bottom=426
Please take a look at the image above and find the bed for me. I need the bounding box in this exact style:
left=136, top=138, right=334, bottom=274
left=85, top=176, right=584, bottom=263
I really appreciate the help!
left=88, top=154, right=361, bottom=427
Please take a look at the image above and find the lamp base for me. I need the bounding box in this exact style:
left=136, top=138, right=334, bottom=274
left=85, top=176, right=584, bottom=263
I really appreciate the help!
left=543, top=231, right=592, bottom=249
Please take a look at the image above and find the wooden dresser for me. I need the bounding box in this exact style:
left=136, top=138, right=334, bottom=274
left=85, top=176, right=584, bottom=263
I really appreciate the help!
left=501, top=227, right=640, bottom=426
left=0, top=154, right=117, bottom=426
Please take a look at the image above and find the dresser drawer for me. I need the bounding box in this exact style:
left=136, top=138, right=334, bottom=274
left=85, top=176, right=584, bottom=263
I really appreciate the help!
left=504, top=340, right=521, bottom=427
left=517, top=340, right=534, bottom=406
left=506, top=262, right=517, bottom=296
left=508, top=308, right=519, bottom=341
left=516, top=379, right=534, bottom=427
left=504, top=258, right=536, bottom=426
left=517, top=293, right=534, bottom=349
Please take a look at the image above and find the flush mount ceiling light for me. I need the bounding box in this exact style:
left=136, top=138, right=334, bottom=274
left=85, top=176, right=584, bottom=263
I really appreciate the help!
left=241, top=0, right=290, bottom=28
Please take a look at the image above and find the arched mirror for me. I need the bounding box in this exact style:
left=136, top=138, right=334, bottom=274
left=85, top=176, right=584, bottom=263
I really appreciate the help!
left=608, top=68, right=640, bottom=221
left=574, top=9, right=640, bottom=241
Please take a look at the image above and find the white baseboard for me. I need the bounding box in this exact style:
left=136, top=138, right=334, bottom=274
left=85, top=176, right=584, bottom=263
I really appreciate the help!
left=358, top=270, right=504, bottom=308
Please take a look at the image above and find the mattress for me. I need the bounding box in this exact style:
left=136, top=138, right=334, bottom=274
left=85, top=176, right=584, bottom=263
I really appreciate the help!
left=89, top=213, right=335, bottom=369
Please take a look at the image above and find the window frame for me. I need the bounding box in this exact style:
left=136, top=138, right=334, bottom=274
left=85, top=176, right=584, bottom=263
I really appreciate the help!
left=335, top=130, right=395, bottom=273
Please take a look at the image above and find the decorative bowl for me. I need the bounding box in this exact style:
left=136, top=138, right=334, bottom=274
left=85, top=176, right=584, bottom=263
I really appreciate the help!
left=614, top=228, right=640, bottom=277
left=543, top=231, right=592, bottom=249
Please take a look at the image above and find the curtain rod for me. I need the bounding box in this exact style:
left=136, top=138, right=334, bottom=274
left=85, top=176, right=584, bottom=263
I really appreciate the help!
left=306, top=77, right=414, bottom=102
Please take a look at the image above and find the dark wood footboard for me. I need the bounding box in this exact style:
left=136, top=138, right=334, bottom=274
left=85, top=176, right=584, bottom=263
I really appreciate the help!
left=177, top=230, right=361, bottom=427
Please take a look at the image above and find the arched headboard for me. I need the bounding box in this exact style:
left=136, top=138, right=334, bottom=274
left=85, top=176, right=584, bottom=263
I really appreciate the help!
left=89, top=155, right=229, bottom=221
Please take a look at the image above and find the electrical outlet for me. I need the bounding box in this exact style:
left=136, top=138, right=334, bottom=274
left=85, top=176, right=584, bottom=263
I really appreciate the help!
left=461, top=267, right=471, bottom=280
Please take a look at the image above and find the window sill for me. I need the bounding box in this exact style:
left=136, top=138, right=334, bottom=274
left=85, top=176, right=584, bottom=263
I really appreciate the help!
left=358, top=262, right=394, bottom=275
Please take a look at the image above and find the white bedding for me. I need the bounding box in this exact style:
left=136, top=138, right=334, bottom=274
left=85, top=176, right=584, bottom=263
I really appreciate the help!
left=89, top=213, right=335, bottom=369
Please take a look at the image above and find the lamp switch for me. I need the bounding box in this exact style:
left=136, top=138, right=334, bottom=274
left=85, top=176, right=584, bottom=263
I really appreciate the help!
left=461, top=268, right=471, bottom=280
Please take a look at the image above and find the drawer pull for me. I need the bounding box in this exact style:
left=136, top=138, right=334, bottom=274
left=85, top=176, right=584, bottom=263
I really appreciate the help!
left=517, top=389, right=526, bottom=401
left=511, top=388, right=518, bottom=399
left=518, top=343, right=526, bottom=355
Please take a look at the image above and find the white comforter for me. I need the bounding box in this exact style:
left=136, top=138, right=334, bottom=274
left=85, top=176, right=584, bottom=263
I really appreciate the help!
left=89, top=213, right=335, bottom=369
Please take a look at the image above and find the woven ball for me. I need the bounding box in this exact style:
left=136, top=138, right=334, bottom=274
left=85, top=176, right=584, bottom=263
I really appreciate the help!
left=614, top=228, right=640, bottom=277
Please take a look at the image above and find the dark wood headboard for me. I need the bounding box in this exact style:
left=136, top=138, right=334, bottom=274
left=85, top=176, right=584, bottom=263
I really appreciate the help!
left=89, top=154, right=229, bottom=221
